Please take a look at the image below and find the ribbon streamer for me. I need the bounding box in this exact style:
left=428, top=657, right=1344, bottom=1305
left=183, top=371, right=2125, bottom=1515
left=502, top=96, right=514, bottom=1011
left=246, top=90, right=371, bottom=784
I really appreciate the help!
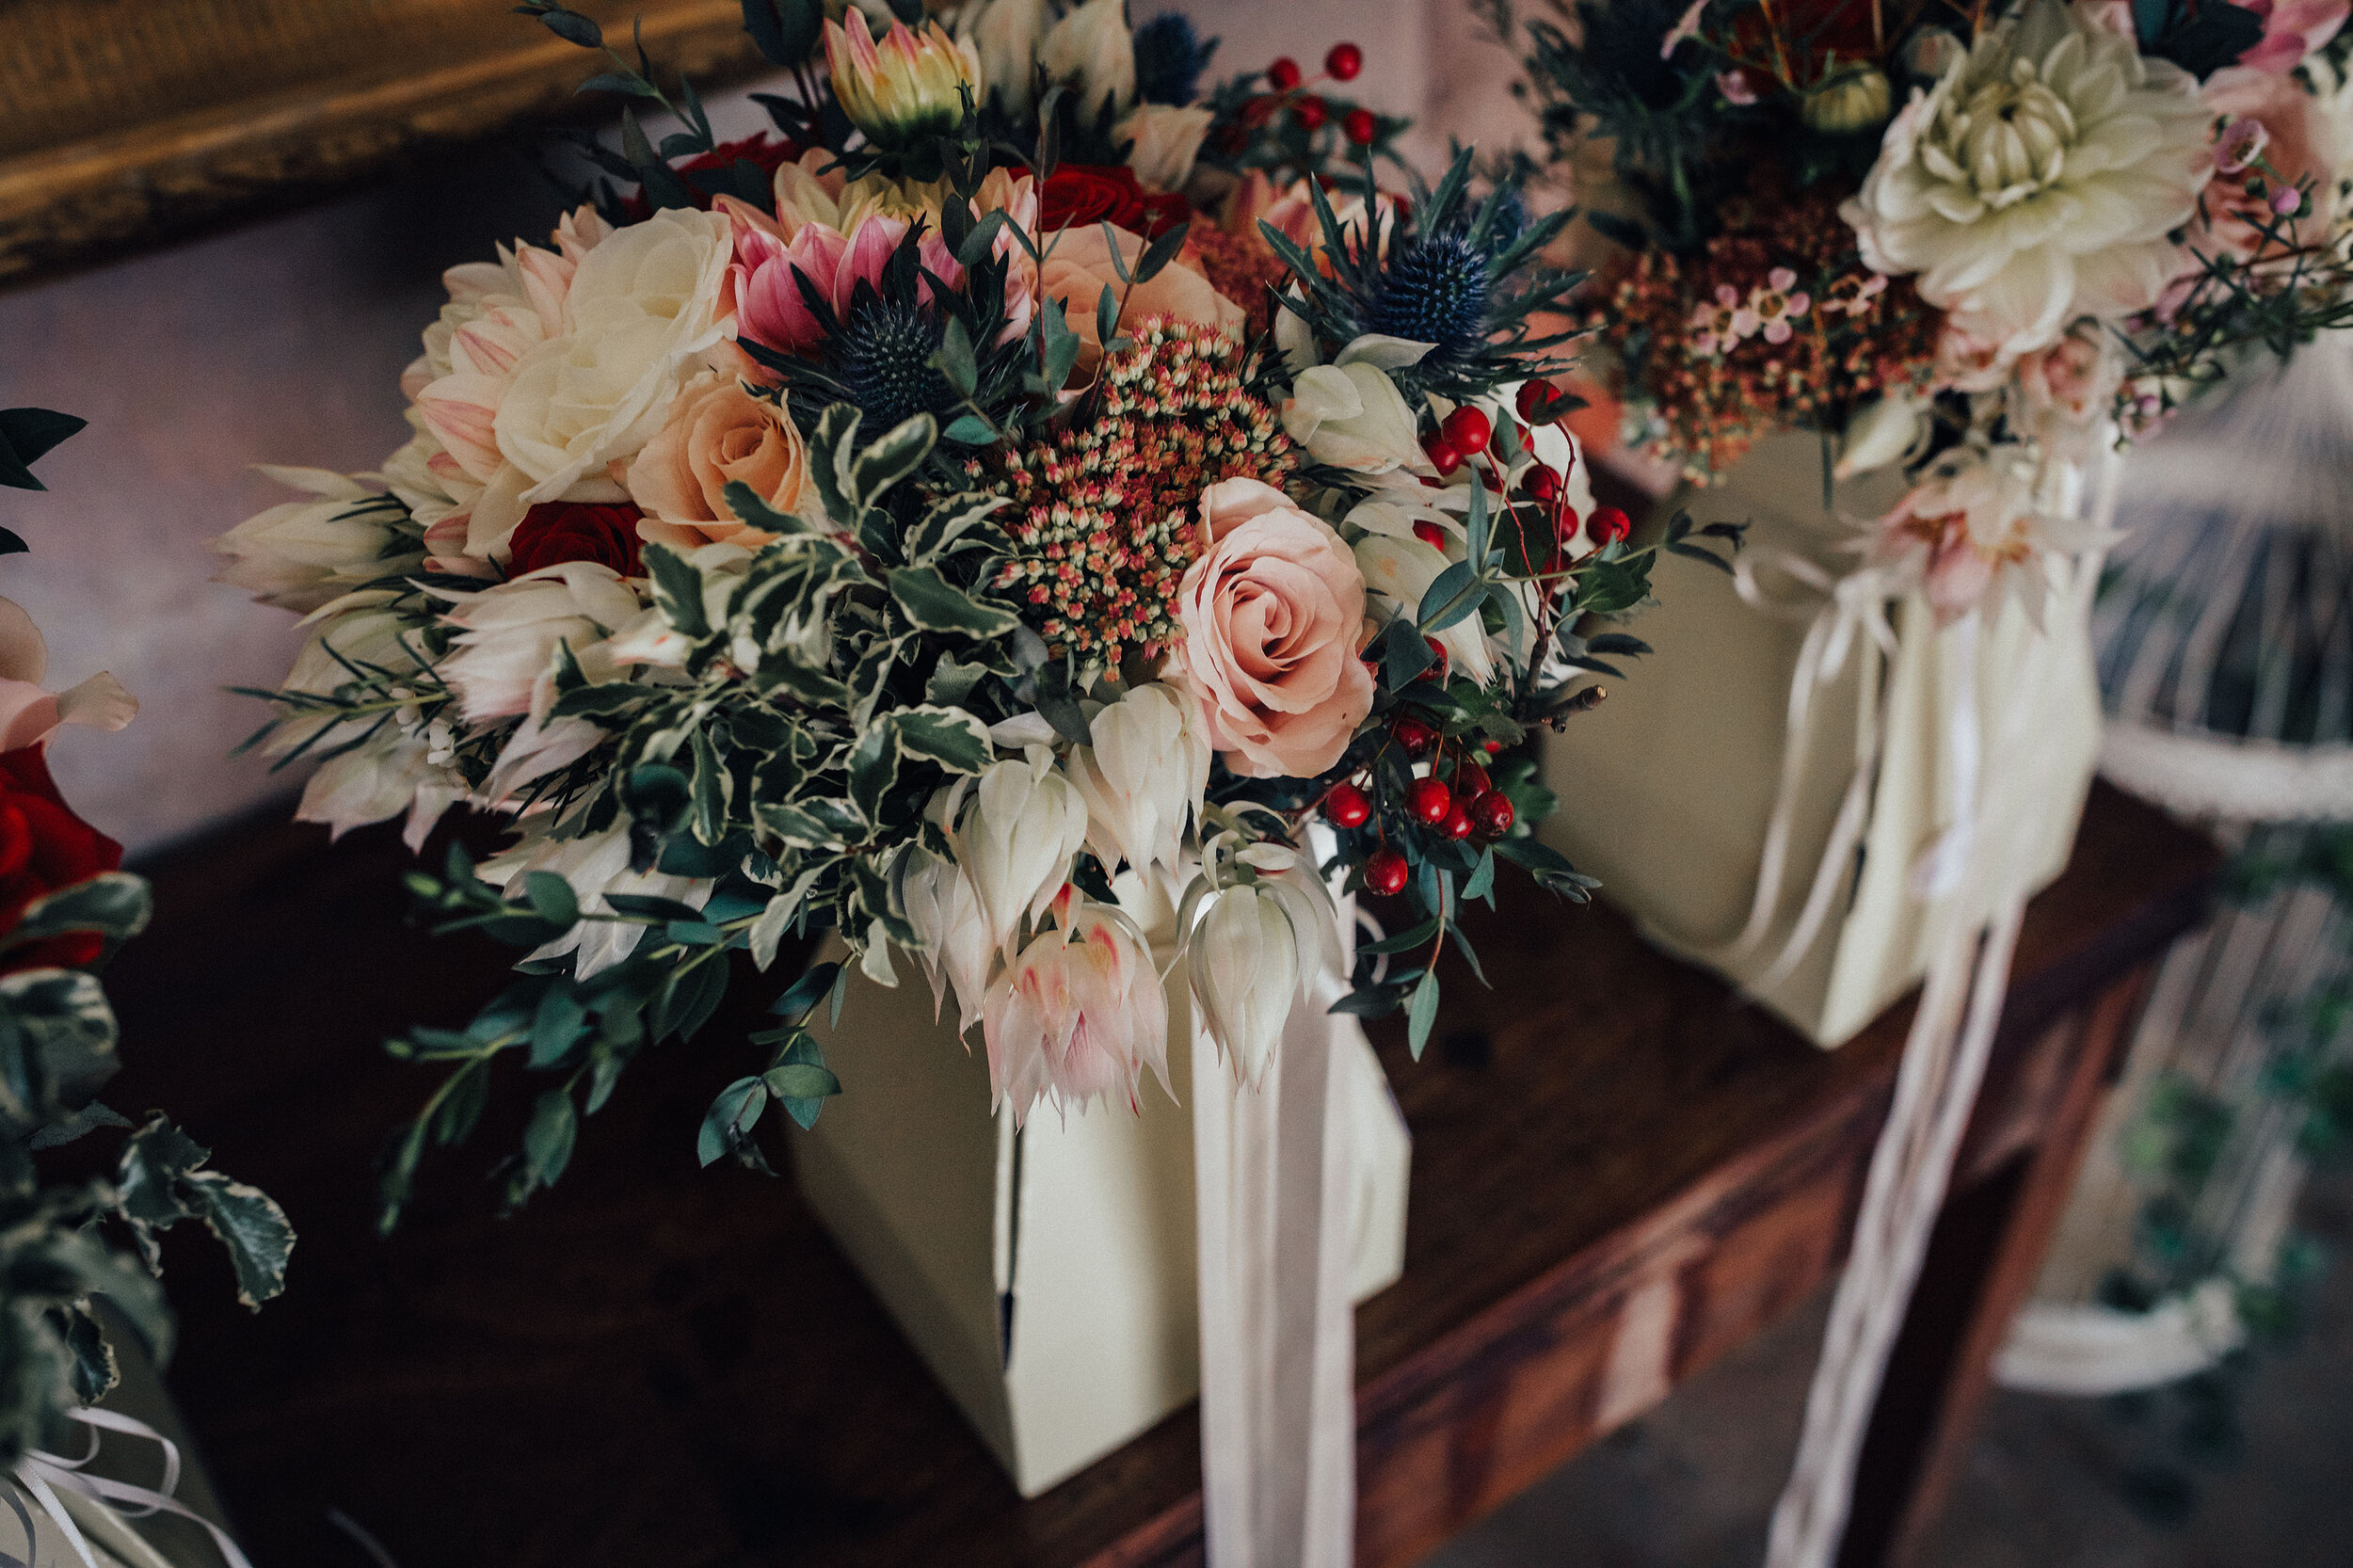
left=1193, top=864, right=1359, bottom=1567
left=8, top=1407, right=253, bottom=1568
left=1763, top=444, right=2118, bottom=1568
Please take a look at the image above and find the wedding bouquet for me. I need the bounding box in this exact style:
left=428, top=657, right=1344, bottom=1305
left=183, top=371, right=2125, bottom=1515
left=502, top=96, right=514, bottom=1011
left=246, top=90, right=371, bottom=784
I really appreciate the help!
left=0, top=408, right=288, bottom=1568
left=1489, top=0, right=2353, bottom=619
left=219, top=0, right=1736, bottom=1225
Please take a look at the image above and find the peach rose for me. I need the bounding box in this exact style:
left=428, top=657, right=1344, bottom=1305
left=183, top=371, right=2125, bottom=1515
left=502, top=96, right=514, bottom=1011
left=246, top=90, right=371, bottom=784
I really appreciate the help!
left=1040, top=223, right=1244, bottom=379
left=1168, top=478, right=1374, bottom=779
left=626, top=373, right=815, bottom=551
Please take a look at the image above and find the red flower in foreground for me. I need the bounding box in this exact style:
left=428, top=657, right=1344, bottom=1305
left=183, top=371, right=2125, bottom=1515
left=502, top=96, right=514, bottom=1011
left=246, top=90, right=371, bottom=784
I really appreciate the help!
left=621, top=133, right=803, bottom=218
left=1038, top=165, right=1191, bottom=239
left=508, top=503, right=645, bottom=578
left=0, top=746, right=121, bottom=973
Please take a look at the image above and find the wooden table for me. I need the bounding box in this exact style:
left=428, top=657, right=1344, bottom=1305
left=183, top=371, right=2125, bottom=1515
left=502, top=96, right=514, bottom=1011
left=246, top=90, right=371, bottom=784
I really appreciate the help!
left=102, top=779, right=2213, bottom=1568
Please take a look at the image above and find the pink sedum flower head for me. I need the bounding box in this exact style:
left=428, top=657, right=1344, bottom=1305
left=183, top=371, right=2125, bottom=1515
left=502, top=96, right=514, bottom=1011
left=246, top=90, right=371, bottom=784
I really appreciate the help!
left=984, top=889, right=1170, bottom=1126
left=825, top=11, right=980, bottom=149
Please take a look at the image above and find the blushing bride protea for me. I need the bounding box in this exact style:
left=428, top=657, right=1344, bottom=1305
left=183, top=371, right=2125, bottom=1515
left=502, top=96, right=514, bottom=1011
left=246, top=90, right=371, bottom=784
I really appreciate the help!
left=1842, top=0, right=2212, bottom=357
left=1866, top=439, right=2114, bottom=624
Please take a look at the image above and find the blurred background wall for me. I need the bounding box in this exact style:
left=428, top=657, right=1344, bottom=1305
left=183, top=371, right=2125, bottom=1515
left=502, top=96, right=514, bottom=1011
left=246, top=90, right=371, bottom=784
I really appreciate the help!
left=0, top=0, right=1529, bottom=858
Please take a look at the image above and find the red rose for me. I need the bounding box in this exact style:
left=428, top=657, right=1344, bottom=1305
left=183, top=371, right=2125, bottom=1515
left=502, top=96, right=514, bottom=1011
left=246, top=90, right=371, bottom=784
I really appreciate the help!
left=622, top=133, right=803, bottom=218
left=508, top=503, right=644, bottom=578
left=1039, top=165, right=1192, bottom=239
left=0, top=746, right=122, bottom=974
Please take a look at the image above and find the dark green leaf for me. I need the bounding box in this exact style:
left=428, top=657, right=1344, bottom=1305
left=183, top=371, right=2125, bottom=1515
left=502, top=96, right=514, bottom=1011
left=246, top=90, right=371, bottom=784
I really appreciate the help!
left=5, top=873, right=151, bottom=948
left=522, top=871, right=580, bottom=928
left=697, top=1078, right=766, bottom=1166
left=522, top=1089, right=579, bottom=1188
left=0, top=408, right=87, bottom=491
left=181, top=1171, right=296, bottom=1307
left=889, top=566, right=1020, bottom=637
left=1406, top=969, right=1441, bottom=1060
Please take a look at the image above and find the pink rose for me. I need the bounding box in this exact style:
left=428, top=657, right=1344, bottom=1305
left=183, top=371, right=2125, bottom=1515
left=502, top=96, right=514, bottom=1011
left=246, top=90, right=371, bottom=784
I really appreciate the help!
left=1169, top=478, right=1374, bottom=779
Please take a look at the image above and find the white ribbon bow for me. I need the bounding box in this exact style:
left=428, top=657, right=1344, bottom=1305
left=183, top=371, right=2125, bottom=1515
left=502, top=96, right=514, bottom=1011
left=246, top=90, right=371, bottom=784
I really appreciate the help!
left=8, top=1408, right=253, bottom=1568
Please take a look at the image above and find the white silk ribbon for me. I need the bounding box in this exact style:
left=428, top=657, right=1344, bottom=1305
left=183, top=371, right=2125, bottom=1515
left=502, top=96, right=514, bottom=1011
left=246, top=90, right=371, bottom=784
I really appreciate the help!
left=1722, top=550, right=1900, bottom=993
left=1764, top=441, right=2119, bottom=1568
left=8, top=1407, right=254, bottom=1568
left=1193, top=859, right=1358, bottom=1568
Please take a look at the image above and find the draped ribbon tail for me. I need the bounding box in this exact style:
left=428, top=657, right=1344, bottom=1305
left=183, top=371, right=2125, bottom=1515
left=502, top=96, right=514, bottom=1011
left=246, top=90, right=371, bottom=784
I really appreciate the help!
left=8, top=1409, right=255, bottom=1568
left=1193, top=885, right=1357, bottom=1568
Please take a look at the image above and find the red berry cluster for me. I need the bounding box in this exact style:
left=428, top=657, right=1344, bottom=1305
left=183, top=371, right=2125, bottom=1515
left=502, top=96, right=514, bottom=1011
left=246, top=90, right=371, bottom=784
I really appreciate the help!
left=1246, top=44, right=1379, bottom=148
left=1321, top=712, right=1519, bottom=899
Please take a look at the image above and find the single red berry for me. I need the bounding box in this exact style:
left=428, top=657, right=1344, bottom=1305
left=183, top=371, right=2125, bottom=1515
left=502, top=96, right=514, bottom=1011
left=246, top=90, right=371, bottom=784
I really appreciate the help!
left=1423, top=634, right=1449, bottom=670
left=1293, top=95, right=1329, bottom=130
left=1323, top=781, right=1371, bottom=828
left=1325, top=41, right=1364, bottom=81
left=1474, top=792, right=1516, bottom=837
left=1365, top=848, right=1409, bottom=897
left=1412, top=519, right=1447, bottom=549
left=1440, top=406, right=1492, bottom=455
left=1514, top=379, right=1557, bottom=422
left=1409, top=776, right=1453, bottom=825
left=1268, top=56, right=1304, bottom=89
left=1589, top=504, right=1632, bottom=546
left=1453, top=763, right=1491, bottom=803
left=1555, top=504, right=1584, bottom=543
left=1524, top=466, right=1561, bottom=504
left=1422, top=434, right=1463, bottom=475
left=1481, top=738, right=1505, bottom=755
left=1393, top=716, right=1437, bottom=757
left=1343, top=106, right=1377, bottom=144
left=1440, top=803, right=1475, bottom=840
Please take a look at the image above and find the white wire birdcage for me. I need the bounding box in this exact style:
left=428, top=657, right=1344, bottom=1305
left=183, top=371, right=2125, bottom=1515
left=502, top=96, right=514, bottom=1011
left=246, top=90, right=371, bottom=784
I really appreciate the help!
left=1998, top=335, right=2353, bottom=1396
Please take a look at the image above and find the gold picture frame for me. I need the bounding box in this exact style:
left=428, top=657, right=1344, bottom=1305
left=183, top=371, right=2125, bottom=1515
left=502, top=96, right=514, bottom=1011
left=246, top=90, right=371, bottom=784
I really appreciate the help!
left=0, top=0, right=771, bottom=285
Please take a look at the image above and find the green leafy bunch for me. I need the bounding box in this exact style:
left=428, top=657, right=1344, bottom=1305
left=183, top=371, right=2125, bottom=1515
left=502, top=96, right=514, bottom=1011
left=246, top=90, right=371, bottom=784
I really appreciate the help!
left=0, top=874, right=293, bottom=1463
left=373, top=407, right=1078, bottom=1226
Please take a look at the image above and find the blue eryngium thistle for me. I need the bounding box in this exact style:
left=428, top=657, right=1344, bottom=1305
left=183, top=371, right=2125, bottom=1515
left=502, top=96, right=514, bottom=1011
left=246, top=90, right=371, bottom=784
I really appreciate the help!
left=1363, top=232, right=1495, bottom=359
left=837, top=299, right=956, bottom=431
left=1133, top=13, right=1216, bottom=106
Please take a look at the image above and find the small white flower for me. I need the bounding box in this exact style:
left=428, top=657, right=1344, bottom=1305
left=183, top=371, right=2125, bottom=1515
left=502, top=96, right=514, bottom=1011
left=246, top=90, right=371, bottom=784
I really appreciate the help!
left=1116, top=103, right=1215, bottom=191
left=294, top=733, right=463, bottom=853
left=480, top=816, right=712, bottom=980
left=1064, top=682, right=1209, bottom=882
left=1282, top=360, right=1427, bottom=475
left=1180, top=837, right=1343, bottom=1088
left=215, top=468, right=421, bottom=614
left=902, top=847, right=998, bottom=1032
left=945, top=745, right=1090, bottom=961
left=1039, top=0, right=1135, bottom=121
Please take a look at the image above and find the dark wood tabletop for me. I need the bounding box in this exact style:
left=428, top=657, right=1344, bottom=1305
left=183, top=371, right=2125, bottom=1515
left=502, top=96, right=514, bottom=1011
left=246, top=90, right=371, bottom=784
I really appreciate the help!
left=100, top=778, right=2215, bottom=1568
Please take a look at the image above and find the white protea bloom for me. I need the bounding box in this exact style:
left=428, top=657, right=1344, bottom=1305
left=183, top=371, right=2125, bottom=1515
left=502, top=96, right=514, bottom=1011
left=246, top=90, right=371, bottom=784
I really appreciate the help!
left=215, top=467, right=423, bottom=614
left=945, top=745, right=1090, bottom=960
left=1064, top=682, right=1209, bottom=881
left=480, top=815, right=712, bottom=979
left=294, top=732, right=465, bottom=852
left=902, top=847, right=998, bottom=1032
left=1282, top=360, right=1430, bottom=477
left=1178, top=835, right=1343, bottom=1088
left=982, top=889, right=1169, bottom=1125
left=436, top=561, right=642, bottom=725
left=1842, top=0, right=2212, bottom=357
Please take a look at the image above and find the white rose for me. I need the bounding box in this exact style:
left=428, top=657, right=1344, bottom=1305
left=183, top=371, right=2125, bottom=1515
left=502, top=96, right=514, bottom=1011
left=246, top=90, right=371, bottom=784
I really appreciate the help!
left=438, top=562, right=644, bottom=725
left=215, top=467, right=422, bottom=613
left=1040, top=0, right=1135, bottom=120
left=1117, top=104, right=1214, bottom=191
left=494, top=208, right=734, bottom=504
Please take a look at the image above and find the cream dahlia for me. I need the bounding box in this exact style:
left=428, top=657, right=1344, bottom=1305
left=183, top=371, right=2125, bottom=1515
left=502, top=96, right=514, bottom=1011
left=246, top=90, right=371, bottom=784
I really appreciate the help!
left=1843, top=0, right=2212, bottom=357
